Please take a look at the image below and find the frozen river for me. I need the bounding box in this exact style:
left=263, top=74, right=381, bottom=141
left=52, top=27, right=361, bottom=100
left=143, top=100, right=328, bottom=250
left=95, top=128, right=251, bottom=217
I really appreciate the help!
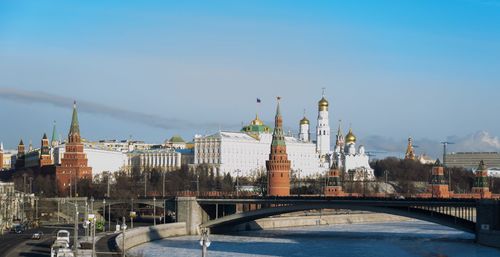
left=129, top=220, right=500, bottom=257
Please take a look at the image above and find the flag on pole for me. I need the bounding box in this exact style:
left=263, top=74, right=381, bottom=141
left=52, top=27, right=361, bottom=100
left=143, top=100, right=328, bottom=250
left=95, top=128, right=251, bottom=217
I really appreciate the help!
left=257, top=98, right=261, bottom=103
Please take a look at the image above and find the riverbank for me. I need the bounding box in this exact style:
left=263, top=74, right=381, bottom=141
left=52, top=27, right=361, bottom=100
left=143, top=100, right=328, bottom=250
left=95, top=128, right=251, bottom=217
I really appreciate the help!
left=220, top=211, right=412, bottom=232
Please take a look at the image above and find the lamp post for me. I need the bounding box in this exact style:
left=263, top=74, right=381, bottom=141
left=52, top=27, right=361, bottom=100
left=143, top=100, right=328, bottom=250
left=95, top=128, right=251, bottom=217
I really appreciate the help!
left=73, top=203, right=79, bottom=257
left=144, top=172, right=149, bottom=198
left=108, top=202, right=111, bottom=232
left=162, top=171, right=166, bottom=197
left=235, top=169, right=241, bottom=197
left=153, top=197, right=156, bottom=226
left=199, top=227, right=211, bottom=257
left=102, top=199, right=106, bottom=232
left=121, top=217, right=127, bottom=257
left=297, top=169, right=302, bottom=197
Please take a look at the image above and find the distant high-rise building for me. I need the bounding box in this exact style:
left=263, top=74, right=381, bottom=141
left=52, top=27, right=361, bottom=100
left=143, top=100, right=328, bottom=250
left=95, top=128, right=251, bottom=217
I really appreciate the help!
left=266, top=97, right=291, bottom=196
left=405, top=137, right=416, bottom=160
left=56, top=102, right=92, bottom=196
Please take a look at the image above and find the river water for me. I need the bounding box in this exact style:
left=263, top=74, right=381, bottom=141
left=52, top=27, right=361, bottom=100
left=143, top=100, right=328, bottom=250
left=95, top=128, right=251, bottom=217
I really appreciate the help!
left=129, top=220, right=500, bottom=257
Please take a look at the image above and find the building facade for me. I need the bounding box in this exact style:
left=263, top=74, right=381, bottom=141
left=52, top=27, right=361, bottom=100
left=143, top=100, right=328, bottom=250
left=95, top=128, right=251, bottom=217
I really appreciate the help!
left=333, top=126, right=375, bottom=180
left=127, top=148, right=182, bottom=172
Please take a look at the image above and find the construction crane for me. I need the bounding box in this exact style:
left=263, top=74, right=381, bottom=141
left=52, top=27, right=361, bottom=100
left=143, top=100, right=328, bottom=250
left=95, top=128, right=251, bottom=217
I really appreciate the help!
left=440, top=141, right=455, bottom=187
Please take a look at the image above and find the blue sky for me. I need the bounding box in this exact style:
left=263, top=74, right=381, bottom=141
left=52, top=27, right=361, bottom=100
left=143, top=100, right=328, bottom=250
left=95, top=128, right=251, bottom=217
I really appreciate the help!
left=1, top=0, right=500, bottom=157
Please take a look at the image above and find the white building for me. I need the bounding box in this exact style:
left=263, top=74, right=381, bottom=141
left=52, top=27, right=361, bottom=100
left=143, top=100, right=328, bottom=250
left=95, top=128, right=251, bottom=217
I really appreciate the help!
left=194, top=130, right=325, bottom=177
left=333, top=125, right=375, bottom=180
left=194, top=100, right=331, bottom=178
left=127, top=148, right=182, bottom=172
left=53, top=144, right=128, bottom=177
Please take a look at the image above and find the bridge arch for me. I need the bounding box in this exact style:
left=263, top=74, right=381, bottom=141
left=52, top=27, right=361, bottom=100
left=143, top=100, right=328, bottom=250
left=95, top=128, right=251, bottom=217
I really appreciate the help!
left=201, top=203, right=476, bottom=233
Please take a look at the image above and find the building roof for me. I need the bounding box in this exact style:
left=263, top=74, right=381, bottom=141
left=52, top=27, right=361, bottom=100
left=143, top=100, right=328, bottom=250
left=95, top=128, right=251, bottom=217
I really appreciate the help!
left=69, top=101, right=80, bottom=135
left=169, top=135, right=186, bottom=143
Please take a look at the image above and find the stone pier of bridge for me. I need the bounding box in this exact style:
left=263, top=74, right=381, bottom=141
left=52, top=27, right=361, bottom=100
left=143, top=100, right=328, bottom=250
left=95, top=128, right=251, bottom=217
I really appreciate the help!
left=476, top=200, right=500, bottom=248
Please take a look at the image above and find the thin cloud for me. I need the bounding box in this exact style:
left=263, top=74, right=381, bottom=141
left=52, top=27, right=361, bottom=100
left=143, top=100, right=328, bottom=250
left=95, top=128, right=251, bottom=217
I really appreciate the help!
left=0, top=87, right=226, bottom=130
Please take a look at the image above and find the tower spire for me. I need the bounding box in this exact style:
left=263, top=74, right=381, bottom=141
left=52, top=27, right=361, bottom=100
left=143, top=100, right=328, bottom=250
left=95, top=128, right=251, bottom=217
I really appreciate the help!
left=68, top=101, right=81, bottom=143
left=51, top=120, right=58, bottom=147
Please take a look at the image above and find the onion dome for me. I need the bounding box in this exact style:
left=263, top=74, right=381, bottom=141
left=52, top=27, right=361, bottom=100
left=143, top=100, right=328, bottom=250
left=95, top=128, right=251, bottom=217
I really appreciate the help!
left=251, top=114, right=264, bottom=126
left=345, top=128, right=356, bottom=144
left=300, top=116, right=310, bottom=125
left=318, top=97, right=329, bottom=111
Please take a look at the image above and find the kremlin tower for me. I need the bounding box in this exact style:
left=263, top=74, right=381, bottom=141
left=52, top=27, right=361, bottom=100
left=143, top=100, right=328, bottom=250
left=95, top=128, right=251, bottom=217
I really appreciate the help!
left=39, top=133, right=52, bottom=167
left=316, top=90, right=331, bottom=159
left=472, top=160, right=492, bottom=198
left=427, top=159, right=450, bottom=198
left=15, top=139, right=25, bottom=169
left=266, top=97, right=291, bottom=196
left=324, top=162, right=344, bottom=196
left=56, top=101, right=92, bottom=196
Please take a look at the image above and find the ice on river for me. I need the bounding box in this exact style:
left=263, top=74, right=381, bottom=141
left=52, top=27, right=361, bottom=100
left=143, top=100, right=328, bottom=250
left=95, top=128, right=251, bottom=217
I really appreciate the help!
left=129, top=220, right=500, bottom=257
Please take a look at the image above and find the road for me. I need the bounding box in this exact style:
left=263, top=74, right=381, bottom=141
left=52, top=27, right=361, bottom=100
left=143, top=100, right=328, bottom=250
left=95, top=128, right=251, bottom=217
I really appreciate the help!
left=1, top=225, right=76, bottom=257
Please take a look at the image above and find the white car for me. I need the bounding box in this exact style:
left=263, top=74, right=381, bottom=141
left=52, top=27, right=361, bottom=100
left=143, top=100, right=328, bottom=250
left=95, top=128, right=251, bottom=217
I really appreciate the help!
left=32, top=231, right=44, bottom=240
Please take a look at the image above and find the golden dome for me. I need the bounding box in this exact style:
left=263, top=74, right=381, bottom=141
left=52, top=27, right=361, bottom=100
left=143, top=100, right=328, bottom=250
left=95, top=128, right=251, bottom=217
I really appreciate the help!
left=318, top=97, right=329, bottom=111
left=300, top=116, right=309, bottom=125
left=345, top=128, right=356, bottom=144
left=251, top=114, right=264, bottom=126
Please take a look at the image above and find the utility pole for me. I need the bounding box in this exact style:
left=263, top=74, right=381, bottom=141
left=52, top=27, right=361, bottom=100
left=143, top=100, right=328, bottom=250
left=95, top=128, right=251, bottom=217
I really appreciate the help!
left=236, top=169, right=241, bottom=197
left=297, top=169, right=302, bottom=197
left=107, top=174, right=110, bottom=198
left=162, top=171, right=166, bottom=197
left=22, top=173, right=28, bottom=193
left=103, top=199, right=106, bottom=232
left=153, top=197, right=156, bottom=226
left=28, top=177, right=33, bottom=194
left=144, top=172, right=148, bottom=198
left=74, top=203, right=79, bottom=257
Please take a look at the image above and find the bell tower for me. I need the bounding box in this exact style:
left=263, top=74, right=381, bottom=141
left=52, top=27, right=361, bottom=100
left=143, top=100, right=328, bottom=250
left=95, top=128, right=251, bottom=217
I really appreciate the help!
left=316, top=89, right=331, bottom=158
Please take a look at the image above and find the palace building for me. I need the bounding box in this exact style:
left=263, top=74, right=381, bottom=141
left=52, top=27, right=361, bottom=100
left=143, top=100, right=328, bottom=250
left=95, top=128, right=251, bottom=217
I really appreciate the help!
left=194, top=92, right=375, bottom=179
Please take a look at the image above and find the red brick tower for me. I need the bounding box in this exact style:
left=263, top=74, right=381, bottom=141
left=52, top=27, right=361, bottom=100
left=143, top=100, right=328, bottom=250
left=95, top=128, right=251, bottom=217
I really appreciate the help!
left=56, top=101, right=92, bottom=196
left=39, top=133, right=52, bottom=167
left=15, top=139, right=25, bottom=169
left=472, top=160, right=492, bottom=198
left=266, top=97, right=291, bottom=196
left=325, top=162, right=344, bottom=196
left=427, top=159, right=450, bottom=198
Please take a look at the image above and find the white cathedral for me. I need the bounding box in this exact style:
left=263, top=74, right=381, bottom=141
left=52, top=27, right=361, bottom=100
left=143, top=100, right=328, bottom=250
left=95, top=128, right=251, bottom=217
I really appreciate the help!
left=193, top=93, right=374, bottom=180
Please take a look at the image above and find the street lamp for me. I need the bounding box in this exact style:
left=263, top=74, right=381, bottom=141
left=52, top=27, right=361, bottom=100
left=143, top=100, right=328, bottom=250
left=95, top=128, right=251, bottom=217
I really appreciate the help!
left=199, top=227, right=211, bottom=257
left=103, top=199, right=106, bottom=232
left=297, top=169, right=302, bottom=197
left=235, top=169, right=241, bottom=197
left=120, top=217, right=127, bottom=257
left=153, top=197, right=156, bottom=226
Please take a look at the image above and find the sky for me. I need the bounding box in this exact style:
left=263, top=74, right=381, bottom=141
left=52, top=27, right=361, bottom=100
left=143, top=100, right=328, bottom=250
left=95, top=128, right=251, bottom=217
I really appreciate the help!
left=1, top=0, right=500, bottom=158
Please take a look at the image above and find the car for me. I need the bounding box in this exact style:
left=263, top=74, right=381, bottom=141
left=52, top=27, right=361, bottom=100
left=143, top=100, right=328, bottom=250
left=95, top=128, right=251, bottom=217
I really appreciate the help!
left=32, top=231, right=44, bottom=240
